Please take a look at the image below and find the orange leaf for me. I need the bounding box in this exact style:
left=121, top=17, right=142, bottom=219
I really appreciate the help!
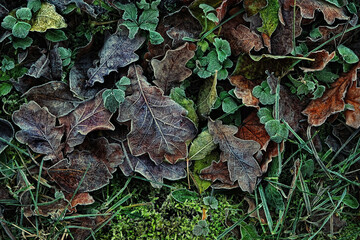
left=345, top=81, right=360, bottom=128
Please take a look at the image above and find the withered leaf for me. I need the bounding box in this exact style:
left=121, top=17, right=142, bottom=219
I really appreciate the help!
left=48, top=0, right=99, bottom=18
left=236, top=111, right=270, bottom=151
left=12, top=101, right=64, bottom=161
left=345, top=81, right=360, bottom=128
left=86, top=29, right=145, bottom=87
left=208, top=120, right=261, bottom=192
left=229, top=75, right=261, bottom=108
left=300, top=50, right=335, bottom=72
left=48, top=150, right=112, bottom=193
left=0, top=118, right=14, bottom=154
left=23, top=81, right=82, bottom=117
left=119, top=141, right=187, bottom=188
left=59, top=90, right=115, bottom=154
left=303, top=63, right=360, bottom=126
left=24, top=199, right=68, bottom=218
left=26, top=54, right=51, bottom=79
left=199, top=160, right=235, bottom=186
left=152, top=43, right=195, bottom=94
left=243, top=0, right=268, bottom=16
left=117, top=65, right=197, bottom=164
left=65, top=192, right=95, bottom=208
left=289, top=0, right=349, bottom=24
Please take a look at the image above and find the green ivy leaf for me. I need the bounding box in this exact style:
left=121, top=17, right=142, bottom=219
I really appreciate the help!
left=149, top=30, right=164, bottom=45
left=213, top=38, right=231, bottom=63
left=1, top=58, right=15, bottom=71
left=0, top=82, right=12, bottom=96
left=222, top=97, right=238, bottom=114
left=252, top=81, right=276, bottom=105
left=337, top=44, right=359, bottom=64
left=27, top=0, right=42, bottom=12
left=45, top=29, right=68, bottom=42
left=12, top=21, right=31, bottom=38
left=16, top=8, right=32, bottom=21
left=265, top=119, right=288, bottom=143
left=122, top=21, right=139, bottom=39
left=206, top=12, right=218, bottom=23
left=203, top=196, right=218, bottom=209
left=312, top=85, right=325, bottom=99
left=136, top=0, right=150, bottom=10
left=138, top=9, right=159, bottom=31
left=258, top=107, right=273, bottom=124
left=171, top=189, right=199, bottom=203
left=199, top=4, right=215, bottom=14
left=313, top=69, right=339, bottom=83
left=1, top=16, right=17, bottom=30
left=12, top=36, right=33, bottom=50
left=116, top=76, right=131, bottom=90
left=170, top=87, right=199, bottom=126
left=118, top=3, right=138, bottom=22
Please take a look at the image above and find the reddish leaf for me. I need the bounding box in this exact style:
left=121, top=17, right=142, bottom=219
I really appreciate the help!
left=12, top=101, right=64, bottom=161
left=65, top=192, right=95, bottom=208
left=151, top=43, right=195, bottom=94
left=23, top=81, right=82, bottom=117
left=289, top=0, right=349, bottom=24
left=229, top=75, right=260, bottom=108
left=236, top=110, right=270, bottom=150
left=59, top=90, right=115, bottom=154
left=303, top=63, right=360, bottom=126
left=307, top=24, right=346, bottom=44
left=300, top=50, right=335, bottom=72
left=216, top=0, right=242, bottom=23
left=119, top=140, right=187, bottom=188
left=199, top=160, right=235, bottom=186
left=48, top=150, right=113, bottom=193
left=208, top=120, right=261, bottom=192
left=345, top=81, right=360, bottom=128
left=117, top=65, right=197, bottom=164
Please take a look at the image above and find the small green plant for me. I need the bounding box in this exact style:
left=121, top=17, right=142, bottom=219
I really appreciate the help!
left=116, top=0, right=164, bottom=44
left=102, top=76, right=131, bottom=113
left=193, top=220, right=209, bottom=236
left=58, top=47, right=72, bottom=67
left=203, top=196, right=218, bottom=209
left=1, top=8, right=32, bottom=39
left=258, top=107, right=288, bottom=143
left=199, top=3, right=219, bottom=31
left=252, top=81, right=276, bottom=105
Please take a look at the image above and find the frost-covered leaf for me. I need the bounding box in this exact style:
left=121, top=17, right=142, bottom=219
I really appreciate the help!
left=300, top=50, right=336, bottom=72
left=170, top=87, right=198, bottom=126
left=0, top=118, right=14, bottom=154
left=117, top=65, right=197, bottom=164
left=337, top=44, right=359, bottom=64
left=197, top=76, right=218, bottom=119
left=243, top=0, right=268, bottom=16
left=45, top=29, right=68, bottom=42
left=86, top=29, right=145, bottom=87
left=16, top=8, right=32, bottom=21
left=59, top=90, right=115, bottom=154
left=47, top=0, right=99, bottom=18
left=151, top=43, right=195, bottom=94
left=189, top=129, right=217, bottom=161
left=345, top=81, right=360, bottom=128
left=229, top=75, right=260, bottom=109
left=1, top=15, right=16, bottom=30
left=200, top=160, right=235, bottom=186
left=30, top=3, right=67, bottom=32
left=12, top=22, right=31, bottom=39
left=12, top=101, right=64, bottom=161
left=23, top=81, right=82, bottom=117
left=208, top=120, right=261, bottom=193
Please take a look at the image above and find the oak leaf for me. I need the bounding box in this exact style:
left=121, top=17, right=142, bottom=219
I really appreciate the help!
left=208, top=120, right=261, bottom=192
left=151, top=43, right=195, bottom=94
left=229, top=75, right=261, bottom=108
left=303, top=63, right=360, bottom=126
left=86, top=29, right=145, bottom=87
left=59, top=90, right=115, bottom=154
left=199, top=160, right=235, bottom=186
left=12, top=101, right=64, bottom=161
left=117, top=65, right=197, bottom=164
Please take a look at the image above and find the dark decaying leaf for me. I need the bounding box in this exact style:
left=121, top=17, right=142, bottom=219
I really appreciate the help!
left=12, top=101, right=64, bottom=161
left=243, top=0, right=268, bottom=16
left=65, top=192, right=95, bottom=208
left=70, top=216, right=108, bottom=240
left=229, top=75, right=261, bottom=108
left=59, top=90, right=115, bottom=154
left=0, top=118, right=14, bottom=154
left=152, top=43, right=195, bottom=94
left=23, top=81, right=82, bottom=117
left=199, top=160, right=235, bottom=186
left=86, top=29, right=145, bottom=87
left=49, top=45, right=63, bottom=80
left=119, top=141, right=187, bottom=188
left=24, top=199, right=68, bottom=218
left=48, top=150, right=113, bottom=193
left=300, top=50, right=335, bottom=72
left=117, top=65, right=197, bottom=164
left=26, top=54, right=51, bottom=79
left=345, top=80, right=360, bottom=128
left=303, top=62, right=360, bottom=126
left=216, top=0, right=242, bottom=23
left=208, top=120, right=261, bottom=193
left=48, top=0, right=100, bottom=18
left=236, top=110, right=270, bottom=151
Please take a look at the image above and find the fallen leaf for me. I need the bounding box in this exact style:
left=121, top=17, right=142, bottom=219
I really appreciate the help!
left=345, top=81, right=360, bottom=128
left=257, top=0, right=280, bottom=51
left=236, top=110, right=270, bottom=151
left=290, top=0, right=349, bottom=24
left=70, top=215, right=108, bottom=240
left=216, top=0, right=242, bottom=23
left=199, top=160, right=235, bottom=186
left=152, top=43, right=195, bottom=94
left=193, top=152, right=219, bottom=194
left=208, top=120, right=261, bottom=192
left=229, top=75, right=261, bottom=108
left=12, top=101, right=64, bottom=161
left=189, top=129, right=217, bottom=161
left=65, top=192, right=95, bottom=208
left=24, top=199, right=68, bottom=218
left=23, top=81, right=82, bottom=117
left=86, top=29, right=145, bottom=87
left=243, top=0, right=267, bottom=16
left=197, top=76, right=218, bottom=119
left=48, top=150, right=113, bottom=193
left=170, top=87, right=199, bottom=126
left=307, top=24, right=346, bottom=44
left=30, top=3, right=67, bottom=32
left=300, top=50, right=335, bottom=72
left=48, top=0, right=99, bottom=18
left=117, top=65, right=197, bottom=164
left=0, top=118, right=14, bottom=154
left=26, top=54, right=51, bottom=79
left=59, top=90, right=115, bottom=154
left=119, top=141, right=187, bottom=188
left=303, top=63, right=360, bottom=126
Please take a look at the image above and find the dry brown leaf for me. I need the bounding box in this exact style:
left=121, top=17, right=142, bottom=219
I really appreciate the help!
left=345, top=80, right=360, bottom=128
left=229, top=75, right=261, bottom=108
left=300, top=50, right=335, bottom=72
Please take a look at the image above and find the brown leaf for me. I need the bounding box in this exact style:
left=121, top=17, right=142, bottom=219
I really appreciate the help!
left=216, top=0, right=242, bottom=23
left=65, top=192, right=95, bottom=208
left=151, top=43, right=195, bottom=94
left=208, top=120, right=261, bottom=192
left=345, top=80, right=360, bottom=128
left=290, top=0, right=349, bottom=24
left=23, top=81, right=82, bottom=117
left=48, top=150, right=113, bottom=193
left=199, top=160, right=235, bottom=186
left=229, top=75, right=261, bottom=108
left=236, top=110, right=270, bottom=150
left=59, top=90, right=115, bottom=154
left=119, top=140, right=187, bottom=188
left=303, top=63, right=360, bottom=126
left=24, top=199, right=68, bottom=218
left=307, top=24, right=346, bottom=44
left=300, top=50, right=335, bottom=72
left=26, top=54, right=51, bottom=79
left=117, top=65, right=197, bottom=164
left=70, top=216, right=108, bottom=240
left=12, top=101, right=64, bottom=161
